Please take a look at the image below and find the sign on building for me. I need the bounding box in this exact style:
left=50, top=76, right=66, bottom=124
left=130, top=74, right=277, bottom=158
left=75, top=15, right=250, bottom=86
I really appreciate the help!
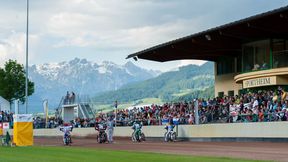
left=243, top=76, right=276, bottom=89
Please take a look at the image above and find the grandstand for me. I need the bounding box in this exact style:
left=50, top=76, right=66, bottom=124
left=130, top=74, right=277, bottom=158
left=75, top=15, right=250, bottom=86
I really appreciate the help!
left=127, top=5, right=288, bottom=97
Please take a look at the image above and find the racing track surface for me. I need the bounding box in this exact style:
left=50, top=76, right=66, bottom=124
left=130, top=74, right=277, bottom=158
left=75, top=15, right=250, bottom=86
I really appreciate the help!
left=34, top=137, right=287, bottom=162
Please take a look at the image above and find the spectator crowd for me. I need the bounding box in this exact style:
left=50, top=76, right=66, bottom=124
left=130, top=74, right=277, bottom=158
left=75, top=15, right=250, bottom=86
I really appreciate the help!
left=0, top=111, right=14, bottom=128
left=112, top=86, right=288, bottom=126
left=33, top=117, right=96, bottom=129
left=64, top=91, right=76, bottom=105
left=18, top=86, right=288, bottom=128
left=33, top=117, right=63, bottom=129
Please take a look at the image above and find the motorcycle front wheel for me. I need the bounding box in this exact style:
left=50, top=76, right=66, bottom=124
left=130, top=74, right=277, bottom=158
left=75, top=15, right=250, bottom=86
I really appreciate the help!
left=140, top=133, right=145, bottom=141
left=164, top=132, right=169, bottom=142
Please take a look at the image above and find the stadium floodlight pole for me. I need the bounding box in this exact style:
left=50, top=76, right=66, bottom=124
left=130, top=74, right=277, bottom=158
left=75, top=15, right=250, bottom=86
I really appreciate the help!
left=25, top=0, right=29, bottom=114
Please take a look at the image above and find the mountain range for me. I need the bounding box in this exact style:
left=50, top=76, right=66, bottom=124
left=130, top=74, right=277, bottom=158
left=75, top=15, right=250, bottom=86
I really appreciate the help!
left=27, top=58, right=160, bottom=112
left=24, top=58, right=215, bottom=113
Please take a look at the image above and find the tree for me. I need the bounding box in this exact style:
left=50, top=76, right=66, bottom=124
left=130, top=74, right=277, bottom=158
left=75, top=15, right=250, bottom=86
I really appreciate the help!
left=0, top=59, right=34, bottom=103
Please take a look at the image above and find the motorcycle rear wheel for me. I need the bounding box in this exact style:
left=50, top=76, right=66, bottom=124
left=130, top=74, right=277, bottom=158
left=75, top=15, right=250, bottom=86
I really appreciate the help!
left=171, top=132, right=177, bottom=141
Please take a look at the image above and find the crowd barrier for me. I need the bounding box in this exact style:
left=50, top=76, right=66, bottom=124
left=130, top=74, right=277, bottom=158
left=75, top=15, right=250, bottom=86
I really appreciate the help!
left=6, top=122, right=288, bottom=140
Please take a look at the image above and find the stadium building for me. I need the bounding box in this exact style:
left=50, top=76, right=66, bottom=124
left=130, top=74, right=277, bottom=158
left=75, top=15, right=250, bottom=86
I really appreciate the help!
left=127, top=6, right=288, bottom=97
left=0, top=96, right=10, bottom=112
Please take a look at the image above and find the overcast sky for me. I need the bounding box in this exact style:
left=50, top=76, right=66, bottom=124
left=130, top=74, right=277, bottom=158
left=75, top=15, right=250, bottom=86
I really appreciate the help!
left=0, top=0, right=287, bottom=71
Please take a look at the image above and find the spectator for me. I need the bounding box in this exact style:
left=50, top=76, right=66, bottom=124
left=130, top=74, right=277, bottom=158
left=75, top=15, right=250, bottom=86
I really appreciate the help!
left=29, top=86, right=288, bottom=129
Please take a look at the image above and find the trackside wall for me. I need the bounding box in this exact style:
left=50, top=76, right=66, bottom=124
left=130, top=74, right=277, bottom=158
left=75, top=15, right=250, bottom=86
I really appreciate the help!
left=7, top=122, right=288, bottom=138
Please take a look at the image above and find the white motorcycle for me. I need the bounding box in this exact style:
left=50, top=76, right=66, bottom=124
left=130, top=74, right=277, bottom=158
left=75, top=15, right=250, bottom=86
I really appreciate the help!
left=164, top=125, right=176, bottom=142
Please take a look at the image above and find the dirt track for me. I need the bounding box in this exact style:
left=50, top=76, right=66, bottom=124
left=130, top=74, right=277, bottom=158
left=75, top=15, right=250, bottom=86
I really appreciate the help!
left=34, top=137, right=287, bottom=162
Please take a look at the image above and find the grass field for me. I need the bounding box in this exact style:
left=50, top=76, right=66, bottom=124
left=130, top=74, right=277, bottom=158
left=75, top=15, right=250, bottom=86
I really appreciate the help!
left=139, top=98, right=163, bottom=105
left=0, top=146, right=269, bottom=162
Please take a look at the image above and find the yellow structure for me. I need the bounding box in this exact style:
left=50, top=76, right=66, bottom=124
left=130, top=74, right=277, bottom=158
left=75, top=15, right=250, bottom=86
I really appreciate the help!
left=0, top=123, right=2, bottom=135
left=13, top=114, right=33, bottom=146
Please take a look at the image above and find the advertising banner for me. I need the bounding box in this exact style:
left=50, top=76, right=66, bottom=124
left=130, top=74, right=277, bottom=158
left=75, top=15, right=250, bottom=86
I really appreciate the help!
left=0, top=123, right=2, bottom=135
left=13, top=114, right=33, bottom=146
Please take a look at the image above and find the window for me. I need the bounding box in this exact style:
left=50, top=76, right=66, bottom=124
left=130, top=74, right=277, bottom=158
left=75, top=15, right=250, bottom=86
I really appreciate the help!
left=218, top=92, right=224, bottom=98
left=236, top=55, right=242, bottom=73
left=272, top=39, right=288, bottom=68
left=216, top=57, right=235, bottom=75
left=242, top=40, right=270, bottom=72
left=243, top=46, right=254, bottom=72
left=228, top=90, right=234, bottom=97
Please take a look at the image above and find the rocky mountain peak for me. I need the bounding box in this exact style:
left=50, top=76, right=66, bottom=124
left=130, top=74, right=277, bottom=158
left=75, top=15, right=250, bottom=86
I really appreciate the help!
left=27, top=58, right=161, bottom=112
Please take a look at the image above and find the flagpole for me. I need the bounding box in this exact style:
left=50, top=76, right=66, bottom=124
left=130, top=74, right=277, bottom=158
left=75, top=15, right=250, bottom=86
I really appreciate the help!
left=25, top=0, right=29, bottom=114
left=114, top=101, right=117, bottom=127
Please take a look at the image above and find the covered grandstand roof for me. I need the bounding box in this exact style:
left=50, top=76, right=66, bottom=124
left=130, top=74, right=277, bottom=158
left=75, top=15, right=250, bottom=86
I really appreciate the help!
left=127, top=6, right=288, bottom=62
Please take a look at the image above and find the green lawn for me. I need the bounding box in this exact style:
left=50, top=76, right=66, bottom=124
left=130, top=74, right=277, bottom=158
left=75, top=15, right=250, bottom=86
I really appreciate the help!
left=95, top=103, right=133, bottom=113
left=94, top=98, right=163, bottom=113
left=0, top=146, right=269, bottom=162
left=139, top=98, right=163, bottom=105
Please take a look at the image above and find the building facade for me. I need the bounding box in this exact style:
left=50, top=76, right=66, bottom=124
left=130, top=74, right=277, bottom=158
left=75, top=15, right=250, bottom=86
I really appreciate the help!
left=216, top=39, right=288, bottom=97
left=0, top=96, right=10, bottom=112
left=127, top=6, right=288, bottom=97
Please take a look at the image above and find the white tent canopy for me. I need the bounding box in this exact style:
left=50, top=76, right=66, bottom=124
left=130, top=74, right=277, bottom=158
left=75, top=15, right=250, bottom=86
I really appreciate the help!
left=127, top=104, right=151, bottom=110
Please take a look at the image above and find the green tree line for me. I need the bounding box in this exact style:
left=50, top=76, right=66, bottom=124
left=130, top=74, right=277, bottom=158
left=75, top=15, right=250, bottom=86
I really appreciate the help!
left=0, top=60, right=34, bottom=104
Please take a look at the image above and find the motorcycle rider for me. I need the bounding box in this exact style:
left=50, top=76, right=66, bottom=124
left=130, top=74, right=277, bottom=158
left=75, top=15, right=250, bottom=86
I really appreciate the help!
left=95, top=116, right=107, bottom=142
left=164, top=115, right=175, bottom=133
left=132, top=117, right=142, bottom=130
left=59, top=123, right=73, bottom=144
left=131, top=117, right=143, bottom=141
left=164, top=115, right=177, bottom=142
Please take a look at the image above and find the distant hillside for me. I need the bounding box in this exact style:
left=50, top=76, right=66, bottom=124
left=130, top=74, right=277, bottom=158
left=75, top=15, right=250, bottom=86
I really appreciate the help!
left=26, top=58, right=160, bottom=112
left=93, top=62, right=215, bottom=104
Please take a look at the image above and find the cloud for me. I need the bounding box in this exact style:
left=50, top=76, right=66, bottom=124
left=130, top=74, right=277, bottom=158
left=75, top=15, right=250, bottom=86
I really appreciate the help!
left=0, top=32, right=25, bottom=67
left=52, top=16, right=206, bottom=52
left=43, top=0, right=207, bottom=50
left=0, top=32, right=39, bottom=67
left=120, top=17, right=206, bottom=50
left=178, top=60, right=207, bottom=67
left=0, top=0, right=287, bottom=71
